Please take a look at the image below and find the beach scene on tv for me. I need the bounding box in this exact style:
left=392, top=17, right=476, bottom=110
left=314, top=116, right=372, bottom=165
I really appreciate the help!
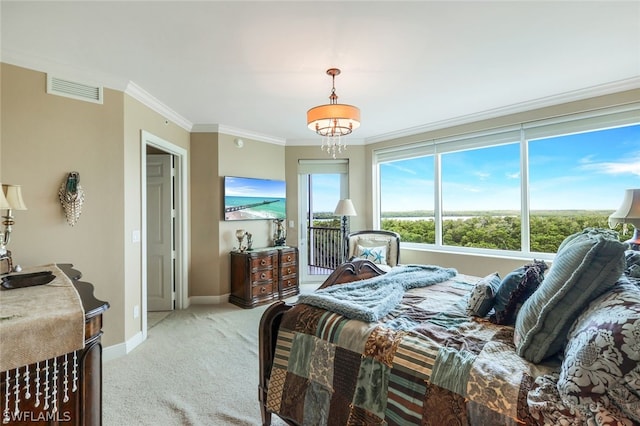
left=224, top=176, right=286, bottom=220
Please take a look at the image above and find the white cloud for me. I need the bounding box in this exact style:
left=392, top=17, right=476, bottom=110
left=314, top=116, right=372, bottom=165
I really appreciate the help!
left=385, top=162, right=418, bottom=175
left=580, top=154, right=640, bottom=176
left=579, top=154, right=596, bottom=164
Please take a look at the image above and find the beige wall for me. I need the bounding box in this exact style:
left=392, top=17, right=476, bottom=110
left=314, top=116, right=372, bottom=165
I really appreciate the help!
left=1, top=63, right=125, bottom=345
left=0, top=63, right=191, bottom=347
left=189, top=132, right=219, bottom=297
left=189, top=132, right=287, bottom=299
left=217, top=134, right=286, bottom=296
left=123, top=94, right=190, bottom=340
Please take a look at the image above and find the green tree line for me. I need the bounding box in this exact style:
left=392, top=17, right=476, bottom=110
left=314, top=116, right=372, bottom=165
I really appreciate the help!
left=381, top=213, right=611, bottom=253
left=311, top=211, right=618, bottom=253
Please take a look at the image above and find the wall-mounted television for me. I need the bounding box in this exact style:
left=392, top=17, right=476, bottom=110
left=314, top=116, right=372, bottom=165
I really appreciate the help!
left=224, top=176, right=286, bottom=221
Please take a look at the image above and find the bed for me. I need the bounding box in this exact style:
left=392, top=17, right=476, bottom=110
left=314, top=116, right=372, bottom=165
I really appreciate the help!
left=258, top=229, right=640, bottom=426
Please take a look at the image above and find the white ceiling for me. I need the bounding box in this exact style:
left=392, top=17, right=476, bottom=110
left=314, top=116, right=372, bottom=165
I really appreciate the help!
left=2, top=1, right=639, bottom=145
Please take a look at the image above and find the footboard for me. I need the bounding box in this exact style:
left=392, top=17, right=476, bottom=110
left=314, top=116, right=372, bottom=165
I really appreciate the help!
left=257, top=259, right=386, bottom=426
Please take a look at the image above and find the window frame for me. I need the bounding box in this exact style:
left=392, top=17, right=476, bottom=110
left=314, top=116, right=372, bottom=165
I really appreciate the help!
left=373, top=102, right=640, bottom=260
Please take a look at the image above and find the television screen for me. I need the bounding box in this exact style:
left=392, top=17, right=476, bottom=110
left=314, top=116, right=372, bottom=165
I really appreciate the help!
left=224, top=176, right=286, bottom=221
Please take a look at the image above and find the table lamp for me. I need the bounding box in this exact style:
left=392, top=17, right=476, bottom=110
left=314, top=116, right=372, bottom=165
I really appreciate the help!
left=609, top=188, right=640, bottom=250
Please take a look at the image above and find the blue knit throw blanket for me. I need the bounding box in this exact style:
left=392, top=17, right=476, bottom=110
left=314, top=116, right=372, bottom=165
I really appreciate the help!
left=297, top=264, right=457, bottom=322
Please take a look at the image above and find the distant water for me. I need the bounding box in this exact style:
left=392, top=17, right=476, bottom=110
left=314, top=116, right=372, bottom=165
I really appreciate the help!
left=225, top=196, right=286, bottom=220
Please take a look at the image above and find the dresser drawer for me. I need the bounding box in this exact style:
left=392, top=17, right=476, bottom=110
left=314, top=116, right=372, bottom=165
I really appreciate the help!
left=252, top=283, right=273, bottom=298
left=250, top=254, right=275, bottom=270
left=280, top=264, right=297, bottom=276
left=251, top=269, right=274, bottom=283
left=281, top=275, right=297, bottom=290
left=280, top=250, right=296, bottom=265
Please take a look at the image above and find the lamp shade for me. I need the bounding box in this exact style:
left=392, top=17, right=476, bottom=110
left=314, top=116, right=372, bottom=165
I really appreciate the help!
left=334, top=199, right=357, bottom=216
left=307, top=104, right=361, bottom=136
left=0, top=185, right=11, bottom=210
left=2, top=184, right=27, bottom=210
left=609, top=189, right=640, bottom=228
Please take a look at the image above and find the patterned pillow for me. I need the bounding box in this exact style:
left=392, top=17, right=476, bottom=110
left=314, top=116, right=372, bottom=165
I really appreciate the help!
left=355, top=244, right=387, bottom=265
left=465, top=272, right=501, bottom=317
left=625, top=250, right=640, bottom=278
left=515, top=228, right=627, bottom=363
left=489, top=260, right=547, bottom=325
left=557, top=279, right=640, bottom=412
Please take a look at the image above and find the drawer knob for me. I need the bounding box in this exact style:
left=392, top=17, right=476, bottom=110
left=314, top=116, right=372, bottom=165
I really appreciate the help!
left=286, top=255, right=291, bottom=261
left=260, top=259, right=267, bottom=265
left=261, top=286, right=266, bottom=293
left=287, top=268, right=291, bottom=274
left=260, top=273, right=266, bottom=279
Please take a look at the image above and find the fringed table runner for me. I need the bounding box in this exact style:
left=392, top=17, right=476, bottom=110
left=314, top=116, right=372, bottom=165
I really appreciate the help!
left=0, top=264, right=85, bottom=423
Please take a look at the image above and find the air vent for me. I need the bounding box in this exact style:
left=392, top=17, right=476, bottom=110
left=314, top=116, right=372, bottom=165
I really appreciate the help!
left=47, top=75, right=103, bottom=104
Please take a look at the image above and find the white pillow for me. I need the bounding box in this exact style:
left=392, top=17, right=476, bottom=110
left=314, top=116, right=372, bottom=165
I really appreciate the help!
left=356, top=244, right=387, bottom=265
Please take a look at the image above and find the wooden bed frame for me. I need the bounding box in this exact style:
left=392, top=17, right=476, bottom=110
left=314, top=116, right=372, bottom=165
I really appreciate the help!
left=258, top=259, right=387, bottom=426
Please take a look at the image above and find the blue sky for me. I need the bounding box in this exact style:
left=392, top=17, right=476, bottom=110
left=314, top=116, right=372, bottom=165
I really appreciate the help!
left=225, top=176, right=286, bottom=198
left=308, top=124, right=639, bottom=213
left=311, top=174, right=342, bottom=212
left=378, top=124, right=640, bottom=212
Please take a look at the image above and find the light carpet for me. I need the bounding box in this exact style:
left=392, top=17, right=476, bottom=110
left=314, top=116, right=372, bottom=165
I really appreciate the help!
left=104, top=285, right=317, bottom=426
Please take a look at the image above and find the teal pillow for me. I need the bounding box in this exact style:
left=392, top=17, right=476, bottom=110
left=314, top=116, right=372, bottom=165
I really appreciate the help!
left=515, top=228, right=627, bottom=363
left=355, top=244, right=387, bottom=265
left=465, top=272, right=501, bottom=317
left=489, top=260, right=547, bottom=325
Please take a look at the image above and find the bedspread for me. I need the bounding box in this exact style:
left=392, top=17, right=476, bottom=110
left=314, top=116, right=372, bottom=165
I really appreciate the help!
left=265, top=274, right=563, bottom=425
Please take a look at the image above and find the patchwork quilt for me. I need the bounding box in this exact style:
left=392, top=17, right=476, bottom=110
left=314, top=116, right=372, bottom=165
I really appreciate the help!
left=265, top=274, right=629, bottom=425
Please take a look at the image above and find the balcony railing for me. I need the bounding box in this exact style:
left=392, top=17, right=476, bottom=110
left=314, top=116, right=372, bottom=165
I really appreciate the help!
left=308, top=225, right=345, bottom=271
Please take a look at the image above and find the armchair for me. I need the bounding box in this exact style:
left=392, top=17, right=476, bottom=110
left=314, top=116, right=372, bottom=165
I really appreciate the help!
left=347, top=230, right=401, bottom=271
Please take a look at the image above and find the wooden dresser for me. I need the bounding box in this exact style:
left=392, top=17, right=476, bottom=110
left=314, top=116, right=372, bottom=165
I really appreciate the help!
left=230, top=246, right=299, bottom=308
left=0, top=264, right=109, bottom=425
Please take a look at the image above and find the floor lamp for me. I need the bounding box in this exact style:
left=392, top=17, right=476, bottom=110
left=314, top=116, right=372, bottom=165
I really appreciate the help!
left=334, top=199, right=357, bottom=262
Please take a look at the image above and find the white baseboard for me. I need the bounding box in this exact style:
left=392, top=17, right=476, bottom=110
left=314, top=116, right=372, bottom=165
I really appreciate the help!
left=189, top=293, right=229, bottom=305
left=103, top=331, right=144, bottom=362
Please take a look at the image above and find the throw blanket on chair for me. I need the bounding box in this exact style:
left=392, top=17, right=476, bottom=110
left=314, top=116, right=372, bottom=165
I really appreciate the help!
left=297, top=264, right=457, bottom=322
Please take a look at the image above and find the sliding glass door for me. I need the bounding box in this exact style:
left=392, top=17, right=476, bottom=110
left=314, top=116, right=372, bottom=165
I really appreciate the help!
left=297, top=160, right=349, bottom=284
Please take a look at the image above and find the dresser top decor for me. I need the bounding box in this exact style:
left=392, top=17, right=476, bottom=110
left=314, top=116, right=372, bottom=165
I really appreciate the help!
left=0, top=264, right=85, bottom=372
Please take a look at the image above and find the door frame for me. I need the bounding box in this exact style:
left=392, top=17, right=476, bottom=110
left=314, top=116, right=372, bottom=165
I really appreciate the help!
left=140, top=130, right=188, bottom=339
left=297, top=160, right=350, bottom=284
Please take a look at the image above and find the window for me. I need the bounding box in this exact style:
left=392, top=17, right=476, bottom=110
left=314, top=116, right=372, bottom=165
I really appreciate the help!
left=441, top=142, right=521, bottom=250
left=528, top=124, right=640, bottom=253
left=375, top=104, right=640, bottom=256
left=380, top=155, right=435, bottom=243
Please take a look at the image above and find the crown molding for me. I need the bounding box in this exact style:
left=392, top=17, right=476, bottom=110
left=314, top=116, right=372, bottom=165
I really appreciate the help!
left=1, top=49, right=195, bottom=132
left=365, top=76, right=640, bottom=144
left=191, top=124, right=287, bottom=146
left=125, top=82, right=193, bottom=132
left=4, top=48, right=638, bottom=145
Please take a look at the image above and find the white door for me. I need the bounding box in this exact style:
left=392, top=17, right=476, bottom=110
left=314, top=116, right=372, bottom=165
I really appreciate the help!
left=147, top=154, right=174, bottom=311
